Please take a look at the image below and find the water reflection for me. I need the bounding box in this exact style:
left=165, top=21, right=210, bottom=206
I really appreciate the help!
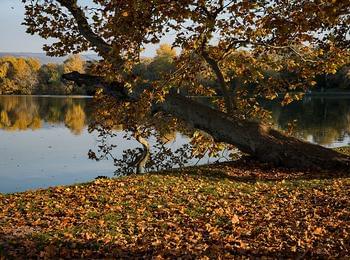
left=0, top=96, right=115, bottom=194
left=0, top=96, right=90, bottom=135
left=0, top=95, right=349, bottom=146
left=267, top=97, right=350, bottom=147
left=0, top=95, right=349, bottom=193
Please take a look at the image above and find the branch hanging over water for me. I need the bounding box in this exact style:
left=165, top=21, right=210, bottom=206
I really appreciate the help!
left=62, top=71, right=350, bottom=171
left=62, top=72, right=134, bottom=101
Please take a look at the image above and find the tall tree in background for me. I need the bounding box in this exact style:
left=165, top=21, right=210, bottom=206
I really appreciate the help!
left=134, top=44, right=177, bottom=82
left=63, top=54, right=85, bottom=74
left=63, top=54, right=86, bottom=93
left=0, top=55, right=87, bottom=95
left=148, top=44, right=176, bottom=80
left=0, top=57, right=40, bottom=94
left=22, top=0, right=350, bottom=170
left=37, top=55, right=87, bottom=94
left=37, top=63, right=64, bottom=94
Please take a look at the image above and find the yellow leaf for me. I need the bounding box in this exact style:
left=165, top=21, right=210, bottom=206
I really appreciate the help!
left=314, top=227, right=324, bottom=235
left=231, top=214, right=240, bottom=224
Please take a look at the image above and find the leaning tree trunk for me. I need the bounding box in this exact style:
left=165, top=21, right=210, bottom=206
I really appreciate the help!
left=63, top=72, right=350, bottom=171
left=161, top=94, right=350, bottom=170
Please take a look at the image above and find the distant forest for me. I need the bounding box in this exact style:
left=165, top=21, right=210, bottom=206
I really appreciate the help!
left=0, top=55, right=89, bottom=95
left=0, top=44, right=179, bottom=95
left=0, top=44, right=349, bottom=95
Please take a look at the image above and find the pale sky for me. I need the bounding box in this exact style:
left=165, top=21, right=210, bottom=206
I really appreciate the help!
left=0, top=0, right=163, bottom=57
left=0, top=0, right=53, bottom=53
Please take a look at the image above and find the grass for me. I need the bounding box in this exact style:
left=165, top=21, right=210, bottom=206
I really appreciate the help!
left=335, top=146, right=350, bottom=155
left=0, top=148, right=349, bottom=258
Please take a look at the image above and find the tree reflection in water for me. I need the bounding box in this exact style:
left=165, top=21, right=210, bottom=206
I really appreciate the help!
left=0, top=96, right=90, bottom=135
left=267, top=97, right=350, bottom=146
left=0, top=95, right=349, bottom=174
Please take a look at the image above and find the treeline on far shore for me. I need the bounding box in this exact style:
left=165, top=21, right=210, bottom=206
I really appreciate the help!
left=0, top=55, right=92, bottom=95
left=0, top=44, right=178, bottom=96
left=0, top=44, right=349, bottom=96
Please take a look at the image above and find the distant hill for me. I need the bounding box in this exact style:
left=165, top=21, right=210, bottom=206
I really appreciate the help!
left=0, top=52, right=100, bottom=64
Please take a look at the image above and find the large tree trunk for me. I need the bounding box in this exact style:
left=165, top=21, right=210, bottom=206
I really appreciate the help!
left=161, top=94, right=350, bottom=170
left=63, top=72, right=350, bottom=171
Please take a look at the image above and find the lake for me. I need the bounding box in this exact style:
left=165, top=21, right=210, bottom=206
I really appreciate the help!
left=0, top=95, right=349, bottom=193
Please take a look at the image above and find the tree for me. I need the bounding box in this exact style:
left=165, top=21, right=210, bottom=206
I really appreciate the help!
left=147, top=44, right=176, bottom=81
left=63, top=54, right=85, bottom=74
left=37, top=63, right=65, bottom=94
left=22, top=0, right=350, bottom=170
left=37, top=55, right=87, bottom=94
left=62, top=54, right=87, bottom=94
left=0, top=57, right=40, bottom=94
left=133, top=44, right=176, bottom=84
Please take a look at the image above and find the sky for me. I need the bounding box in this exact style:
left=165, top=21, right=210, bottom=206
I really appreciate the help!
left=0, top=0, right=162, bottom=57
left=0, top=0, right=53, bottom=53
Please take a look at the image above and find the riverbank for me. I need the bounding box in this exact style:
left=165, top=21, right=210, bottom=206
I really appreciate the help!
left=1, top=153, right=349, bottom=258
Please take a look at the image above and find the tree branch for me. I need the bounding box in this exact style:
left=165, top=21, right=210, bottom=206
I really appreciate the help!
left=56, top=0, right=124, bottom=67
left=224, top=39, right=319, bottom=63
left=201, top=50, right=235, bottom=114
left=57, top=0, right=110, bottom=53
left=62, top=71, right=350, bottom=170
left=62, top=72, right=134, bottom=101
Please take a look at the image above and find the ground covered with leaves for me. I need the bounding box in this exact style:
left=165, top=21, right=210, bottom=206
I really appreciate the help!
left=0, top=156, right=349, bottom=259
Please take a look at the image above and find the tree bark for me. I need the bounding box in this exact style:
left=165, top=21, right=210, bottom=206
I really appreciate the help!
left=201, top=51, right=235, bottom=114
left=63, top=72, right=350, bottom=171
left=134, top=134, right=150, bottom=174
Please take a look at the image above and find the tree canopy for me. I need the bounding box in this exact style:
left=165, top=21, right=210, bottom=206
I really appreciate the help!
left=21, top=0, right=350, bottom=171
left=0, top=55, right=90, bottom=95
left=0, top=56, right=40, bottom=94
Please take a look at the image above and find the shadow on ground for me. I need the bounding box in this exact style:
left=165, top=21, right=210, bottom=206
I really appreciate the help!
left=0, top=233, right=331, bottom=259
left=155, top=156, right=350, bottom=183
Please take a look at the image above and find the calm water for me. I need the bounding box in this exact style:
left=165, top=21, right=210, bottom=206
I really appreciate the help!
left=0, top=95, right=349, bottom=193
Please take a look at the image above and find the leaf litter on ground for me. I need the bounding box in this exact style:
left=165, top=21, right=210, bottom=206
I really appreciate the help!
left=0, top=154, right=349, bottom=258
